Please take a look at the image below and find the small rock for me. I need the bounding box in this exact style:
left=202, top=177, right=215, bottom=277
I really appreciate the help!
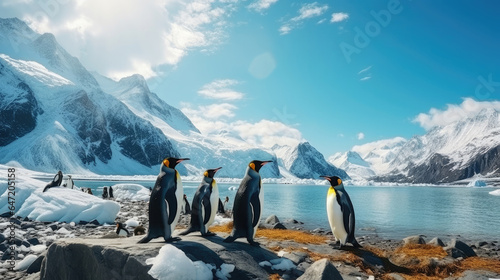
left=403, top=235, right=426, bottom=245
left=27, top=238, right=40, bottom=246
left=48, top=224, right=58, bottom=231
left=386, top=273, right=405, bottom=280
left=273, top=223, right=287, bottom=230
left=21, top=223, right=35, bottom=230
left=89, top=220, right=100, bottom=225
left=21, top=241, right=31, bottom=247
left=296, top=262, right=311, bottom=272
left=455, top=269, right=500, bottom=280
left=445, top=239, right=476, bottom=258
left=475, top=241, right=488, bottom=248
left=0, top=233, right=5, bottom=244
left=428, top=237, right=445, bottom=247
left=10, top=218, right=21, bottom=225
left=283, top=251, right=308, bottom=264
left=297, top=259, right=343, bottom=280
left=0, top=243, right=8, bottom=252
left=265, top=215, right=280, bottom=224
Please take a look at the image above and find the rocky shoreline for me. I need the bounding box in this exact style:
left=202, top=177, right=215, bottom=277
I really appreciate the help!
left=1, top=199, right=499, bottom=279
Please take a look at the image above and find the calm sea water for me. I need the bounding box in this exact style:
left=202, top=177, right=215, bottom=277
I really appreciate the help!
left=75, top=180, right=500, bottom=241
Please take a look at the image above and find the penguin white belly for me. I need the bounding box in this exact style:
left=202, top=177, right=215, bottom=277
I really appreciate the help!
left=327, top=194, right=348, bottom=245
left=206, top=181, right=219, bottom=228
left=253, top=183, right=264, bottom=238
left=118, top=229, right=128, bottom=237
left=171, top=171, right=183, bottom=231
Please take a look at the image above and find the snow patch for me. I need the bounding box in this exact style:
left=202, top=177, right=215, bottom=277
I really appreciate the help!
left=14, top=254, right=38, bottom=271
left=489, top=189, right=500, bottom=196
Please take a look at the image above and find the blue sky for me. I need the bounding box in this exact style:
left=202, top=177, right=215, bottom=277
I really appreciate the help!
left=2, top=0, right=500, bottom=157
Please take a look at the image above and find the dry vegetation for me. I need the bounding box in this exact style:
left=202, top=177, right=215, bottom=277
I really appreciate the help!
left=209, top=223, right=500, bottom=279
left=209, top=222, right=328, bottom=244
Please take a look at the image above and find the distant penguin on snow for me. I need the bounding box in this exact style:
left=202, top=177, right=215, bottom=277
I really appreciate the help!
left=321, top=175, right=360, bottom=249
left=43, top=171, right=63, bottom=192
left=62, top=175, right=74, bottom=189
left=116, top=222, right=130, bottom=237
left=181, top=194, right=191, bottom=214
left=102, top=187, right=109, bottom=199
left=109, top=186, right=114, bottom=198
left=180, top=167, right=222, bottom=237
left=224, top=160, right=272, bottom=246
left=138, top=157, right=189, bottom=243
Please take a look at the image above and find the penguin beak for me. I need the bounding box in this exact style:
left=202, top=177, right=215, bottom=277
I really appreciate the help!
left=177, top=158, right=190, bottom=163
left=214, top=167, right=223, bottom=173
left=320, top=175, right=331, bottom=181
left=261, top=160, right=273, bottom=166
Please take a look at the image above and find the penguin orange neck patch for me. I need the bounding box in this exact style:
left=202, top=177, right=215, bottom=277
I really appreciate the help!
left=249, top=163, right=255, bottom=170
left=163, top=159, right=170, bottom=168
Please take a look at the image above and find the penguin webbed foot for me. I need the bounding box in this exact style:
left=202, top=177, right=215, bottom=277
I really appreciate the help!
left=137, top=236, right=152, bottom=244
left=223, top=236, right=236, bottom=243
left=248, top=239, right=260, bottom=247
left=202, top=231, right=216, bottom=237
left=164, top=237, right=181, bottom=243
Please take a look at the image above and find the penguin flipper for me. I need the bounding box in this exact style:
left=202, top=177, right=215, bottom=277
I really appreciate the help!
left=202, top=195, right=212, bottom=225
left=163, top=199, right=172, bottom=240
left=165, top=188, right=178, bottom=225
left=249, top=192, right=261, bottom=228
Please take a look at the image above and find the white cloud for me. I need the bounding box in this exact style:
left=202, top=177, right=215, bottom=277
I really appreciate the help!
left=330, top=12, right=349, bottom=23
left=198, top=79, right=244, bottom=100
left=358, top=66, right=372, bottom=74
left=292, top=2, right=328, bottom=21
left=413, top=98, right=500, bottom=130
left=360, top=76, right=371, bottom=81
left=248, top=0, right=278, bottom=12
left=279, top=25, right=292, bottom=35
left=357, top=132, right=365, bottom=140
left=0, top=0, right=237, bottom=79
left=181, top=104, right=303, bottom=148
left=232, top=120, right=303, bottom=148
left=279, top=2, right=328, bottom=35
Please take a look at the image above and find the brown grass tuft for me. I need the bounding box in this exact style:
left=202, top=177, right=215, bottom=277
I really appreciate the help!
left=209, top=222, right=233, bottom=233
left=268, top=274, right=281, bottom=280
left=394, top=244, right=447, bottom=259
left=209, top=223, right=328, bottom=244
left=459, top=257, right=500, bottom=274
left=256, top=229, right=327, bottom=244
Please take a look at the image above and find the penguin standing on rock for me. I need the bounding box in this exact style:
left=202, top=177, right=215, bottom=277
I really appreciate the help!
left=180, top=167, right=222, bottom=237
left=224, top=160, right=272, bottom=246
left=321, top=175, right=361, bottom=249
left=138, top=157, right=189, bottom=243
left=43, top=171, right=63, bottom=192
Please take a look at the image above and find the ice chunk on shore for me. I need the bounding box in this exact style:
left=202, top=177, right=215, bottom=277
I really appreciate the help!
left=112, top=184, right=150, bottom=201
left=489, top=189, right=500, bottom=196
left=0, top=172, right=120, bottom=224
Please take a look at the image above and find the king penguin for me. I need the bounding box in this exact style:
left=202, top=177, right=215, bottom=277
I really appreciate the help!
left=138, top=157, right=189, bottom=243
left=43, top=171, right=63, bottom=192
left=180, top=167, right=222, bottom=237
left=224, top=160, right=272, bottom=246
left=321, top=175, right=360, bottom=248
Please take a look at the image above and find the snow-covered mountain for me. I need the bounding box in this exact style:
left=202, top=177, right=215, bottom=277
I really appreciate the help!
left=274, top=142, right=349, bottom=179
left=331, top=109, right=500, bottom=184
left=380, top=108, right=500, bottom=183
left=0, top=17, right=342, bottom=179
left=328, top=151, right=374, bottom=181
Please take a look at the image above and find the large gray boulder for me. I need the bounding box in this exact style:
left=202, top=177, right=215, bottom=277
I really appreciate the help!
left=444, top=239, right=477, bottom=259
left=39, top=232, right=278, bottom=280
left=297, top=259, right=343, bottom=280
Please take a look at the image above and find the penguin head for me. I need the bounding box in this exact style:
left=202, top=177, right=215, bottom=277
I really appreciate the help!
left=320, top=176, right=343, bottom=187
left=204, top=167, right=222, bottom=178
left=162, top=157, right=190, bottom=169
left=249, top=160, right=273, bottom=173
